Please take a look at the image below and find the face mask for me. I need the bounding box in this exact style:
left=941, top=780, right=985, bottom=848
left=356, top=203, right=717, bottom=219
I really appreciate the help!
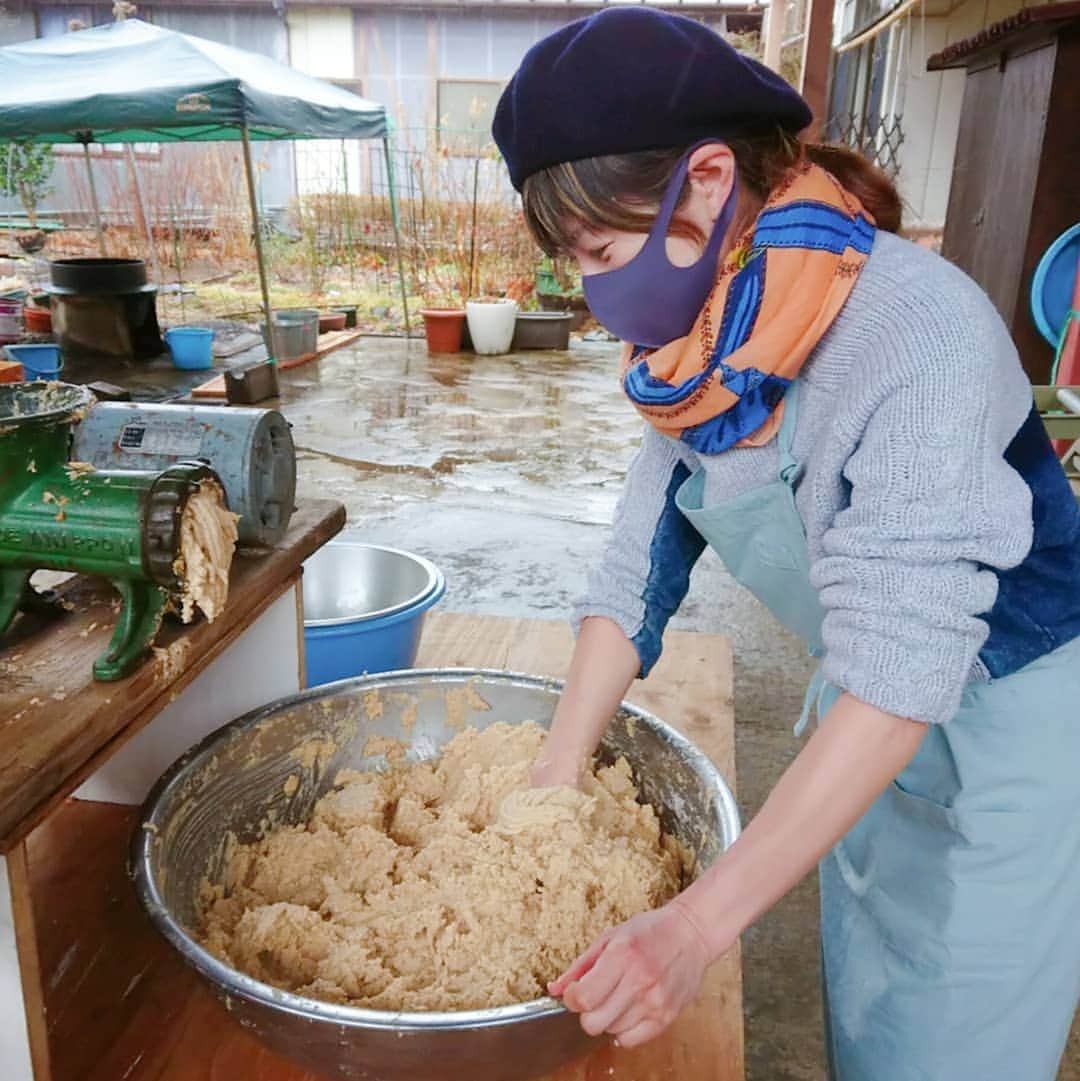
left=582, top=145, right=738, bottom=350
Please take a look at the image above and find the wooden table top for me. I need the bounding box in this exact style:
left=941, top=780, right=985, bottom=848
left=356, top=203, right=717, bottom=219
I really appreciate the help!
left=21, top=611, right=742, bottom=1081
left=0, top=498, right=345, bottom=849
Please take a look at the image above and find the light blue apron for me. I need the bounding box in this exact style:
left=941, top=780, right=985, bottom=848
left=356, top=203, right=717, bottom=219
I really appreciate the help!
left=676, top=379, right=1080, bottom=1080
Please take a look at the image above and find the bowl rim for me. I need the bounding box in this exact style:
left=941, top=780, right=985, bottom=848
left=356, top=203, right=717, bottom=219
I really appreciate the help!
left=302, top=541, right=444, bottom=627
left=131, top=667, right=741, bottom=1033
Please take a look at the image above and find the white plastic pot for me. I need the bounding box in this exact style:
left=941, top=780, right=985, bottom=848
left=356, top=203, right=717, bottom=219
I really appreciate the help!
left=465, top=299, right=518, bottom=355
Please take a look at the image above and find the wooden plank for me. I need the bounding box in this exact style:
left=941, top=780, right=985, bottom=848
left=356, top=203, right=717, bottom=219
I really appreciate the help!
left=6, top=844, right=51, bottom=1081
left=23, top=615, right=741, bottom=1081
left=25, top=801, right=317, bottom=1081
left=418, top=613, right=742, bottom=1081
left=0, top=499, right=345, bottom=849
left=190, top=329, right=366, bottom=398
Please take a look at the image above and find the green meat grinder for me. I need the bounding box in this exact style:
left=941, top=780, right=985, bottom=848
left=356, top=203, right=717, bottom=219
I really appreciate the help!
left=0, top=382, right=226, bottom=680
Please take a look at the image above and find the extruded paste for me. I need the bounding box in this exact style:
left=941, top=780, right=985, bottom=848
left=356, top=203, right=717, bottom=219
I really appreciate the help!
left=201, top=722, right=682, bottom=1011
left=175, top=478, right=238, bottom=623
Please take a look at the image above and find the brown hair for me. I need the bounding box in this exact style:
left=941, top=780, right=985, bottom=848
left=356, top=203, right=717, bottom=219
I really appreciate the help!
left=521, top=128, right=903, bottom=256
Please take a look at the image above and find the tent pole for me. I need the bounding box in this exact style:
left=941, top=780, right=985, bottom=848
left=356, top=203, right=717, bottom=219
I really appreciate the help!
left=81, top=141, right=107, bottom=256
left=382, top=135, right=410, bottom=337
left=341, top=140, right=356, bottom=287
left=124, top=145, right=162, bottom=289
left=241, top=122, right=275, bottom=358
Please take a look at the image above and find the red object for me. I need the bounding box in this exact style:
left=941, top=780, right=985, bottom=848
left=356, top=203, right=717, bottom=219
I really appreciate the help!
left=1051, top=253, right=1080, bottom=457
left=0, top=359, right=25, bottom=383
left=420, top=308, right=466, bottom=354
left=318, top=311, right=347, bottom=334
left=24, top=305, right=52, bottom=334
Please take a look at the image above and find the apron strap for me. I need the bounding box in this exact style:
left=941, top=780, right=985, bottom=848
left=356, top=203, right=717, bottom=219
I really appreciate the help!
left=778, top=378, right=802, bottom=486
left=795, top=662, right=827, bottom=737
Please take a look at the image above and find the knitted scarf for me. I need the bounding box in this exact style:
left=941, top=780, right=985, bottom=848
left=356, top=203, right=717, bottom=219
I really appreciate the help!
left=622, top=162, right=876, bottom=454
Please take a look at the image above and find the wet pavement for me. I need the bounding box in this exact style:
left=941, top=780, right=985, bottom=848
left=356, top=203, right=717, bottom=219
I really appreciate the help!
left=275, top=335, right=1080, bottom=1081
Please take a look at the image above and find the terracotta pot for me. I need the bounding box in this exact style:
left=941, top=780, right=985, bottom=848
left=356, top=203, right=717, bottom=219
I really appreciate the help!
left=318, top=311, right=347, bottom=333
left=420, top=308, right=466, bottom=354
left=24, top=305, right=53, bottom=335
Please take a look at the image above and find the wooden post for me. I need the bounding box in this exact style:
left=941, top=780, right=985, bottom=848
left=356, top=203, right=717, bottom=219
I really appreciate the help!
left=240, top=123, right=276, bottom=359
left=382, top=135, right=411, bottom=336
left=800, top=0, right=835, bottom=137
left=80, top=141, right=107, bottom=257
left=763, top=0, right=786, bottom=74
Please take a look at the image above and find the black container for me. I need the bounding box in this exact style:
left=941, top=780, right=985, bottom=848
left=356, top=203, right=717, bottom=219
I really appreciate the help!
left=47, top=258, right=155, bottom=296
left=512, top=311, right=574, bottom=350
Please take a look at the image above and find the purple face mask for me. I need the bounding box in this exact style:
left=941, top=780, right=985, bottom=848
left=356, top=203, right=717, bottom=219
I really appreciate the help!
left=582, top=146, right=739, bottom=350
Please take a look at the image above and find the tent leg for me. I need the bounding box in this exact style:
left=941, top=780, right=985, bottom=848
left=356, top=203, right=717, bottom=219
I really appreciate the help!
left=382, top=135, right=410, bottom=337
left=341, top=140, right=356, bottom=287
left=82, top=142, right=107, bottom=257
left=124, top=145, right=162, bottom=288
left=241, top=123, right=275, bottom=360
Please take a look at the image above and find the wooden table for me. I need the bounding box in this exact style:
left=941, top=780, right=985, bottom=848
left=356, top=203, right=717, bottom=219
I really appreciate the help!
left=3, top=608, right=742, bottom=1080
left=0, top=499, right=345, bottom=1079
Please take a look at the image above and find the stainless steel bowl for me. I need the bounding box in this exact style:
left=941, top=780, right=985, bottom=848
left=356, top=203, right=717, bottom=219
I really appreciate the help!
left=131, top=669, right=740, bottom=1081
left=303, top=542, right=443, bottom=627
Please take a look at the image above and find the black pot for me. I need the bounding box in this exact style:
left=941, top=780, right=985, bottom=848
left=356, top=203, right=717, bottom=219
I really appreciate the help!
left=47, top=258, right=156, bottom=296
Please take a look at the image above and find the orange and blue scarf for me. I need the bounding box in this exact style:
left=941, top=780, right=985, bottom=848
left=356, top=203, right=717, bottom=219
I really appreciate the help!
left=622, top=162, right=875, bottom=454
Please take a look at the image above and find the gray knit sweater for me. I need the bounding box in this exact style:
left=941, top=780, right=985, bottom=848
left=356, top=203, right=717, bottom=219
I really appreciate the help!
left=575, top=231, right=1036, bottom=726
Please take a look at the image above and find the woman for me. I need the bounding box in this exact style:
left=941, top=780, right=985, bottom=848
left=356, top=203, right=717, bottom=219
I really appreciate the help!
left=492, top=8, right=1080, bottom=1079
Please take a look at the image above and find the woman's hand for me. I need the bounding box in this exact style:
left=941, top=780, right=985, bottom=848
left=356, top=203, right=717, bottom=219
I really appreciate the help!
left=548, top=899, right=718, bottom=1048
left=529, top=753, right=582, bottom=789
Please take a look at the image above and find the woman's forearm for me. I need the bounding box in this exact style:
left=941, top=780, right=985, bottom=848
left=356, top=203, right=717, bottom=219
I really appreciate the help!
left=674, top=692, right=927, bottom=960
left=531, top=616, right=641, bottom=786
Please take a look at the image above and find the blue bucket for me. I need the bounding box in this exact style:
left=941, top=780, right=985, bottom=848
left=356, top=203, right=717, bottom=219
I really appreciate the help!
left=4, top=343, right=62, bottom=380
left=165, top=327, right=215, bottom=370
left=302, top=542, right=446, bottom=688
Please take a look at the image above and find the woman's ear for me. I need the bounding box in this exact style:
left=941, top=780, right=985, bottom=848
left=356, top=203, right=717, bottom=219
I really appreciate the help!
left=686, top=143, right=737, bottom=222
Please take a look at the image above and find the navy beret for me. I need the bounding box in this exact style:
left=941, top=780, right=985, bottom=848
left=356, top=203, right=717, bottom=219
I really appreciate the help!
left=493, top=7, right=813, bottom=191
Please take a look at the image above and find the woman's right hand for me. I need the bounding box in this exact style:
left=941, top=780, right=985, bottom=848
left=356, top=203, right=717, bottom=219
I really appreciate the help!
left=529, top=616, right=641, bottom=790
left=529, top=749, right=584, bottom=789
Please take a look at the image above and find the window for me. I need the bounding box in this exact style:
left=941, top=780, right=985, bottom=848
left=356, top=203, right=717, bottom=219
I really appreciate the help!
left=437, top=80, right=502, bottom=156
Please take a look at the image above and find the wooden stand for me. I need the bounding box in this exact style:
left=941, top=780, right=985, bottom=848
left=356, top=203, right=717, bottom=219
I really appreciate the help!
left=3, top=605, right=743, bottom=1080
left=0, top=499, right=345, bottom=1079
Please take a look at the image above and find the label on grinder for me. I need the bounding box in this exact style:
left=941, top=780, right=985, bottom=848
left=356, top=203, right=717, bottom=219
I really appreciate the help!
left=118, top=420, right=204, bottom=458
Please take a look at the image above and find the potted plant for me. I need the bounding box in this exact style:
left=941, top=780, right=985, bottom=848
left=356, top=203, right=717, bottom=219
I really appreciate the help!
left=536, top=256, right=590, bottom=331
left=466, top=295, right=518, bottom=355
left=420, top=293, right=467, bottom=354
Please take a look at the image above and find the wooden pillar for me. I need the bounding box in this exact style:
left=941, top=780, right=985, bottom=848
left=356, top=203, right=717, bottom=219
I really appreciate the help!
left=800, top=0, right=835, bottom=138
left=763, top=0, right=786, bottom=73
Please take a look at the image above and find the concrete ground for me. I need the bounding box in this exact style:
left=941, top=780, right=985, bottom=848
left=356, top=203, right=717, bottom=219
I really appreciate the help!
left=277, top=335, right=1079, bottom=1080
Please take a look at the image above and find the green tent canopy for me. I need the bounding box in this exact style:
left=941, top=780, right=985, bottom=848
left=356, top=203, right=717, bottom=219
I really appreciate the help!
left=0, top=19, right=408, bottom=335
left=0, top=18, right=388, bottom=143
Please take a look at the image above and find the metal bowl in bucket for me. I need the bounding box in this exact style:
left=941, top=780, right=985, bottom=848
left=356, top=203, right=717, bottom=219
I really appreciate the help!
left=303, top=542, right=445, bottom=687
left=131, top=669, right=740, bottom=1081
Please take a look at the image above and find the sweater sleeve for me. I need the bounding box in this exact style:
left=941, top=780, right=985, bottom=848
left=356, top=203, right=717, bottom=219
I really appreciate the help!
left=811, top=294, right=1035, bottom=725
left=574, top=425, right=706, bottom=677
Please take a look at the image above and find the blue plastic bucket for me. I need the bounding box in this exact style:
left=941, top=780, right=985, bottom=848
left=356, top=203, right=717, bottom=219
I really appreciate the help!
left=302, top=542, right=446, bottom=688
left=4, top=343, right=62, bottom=380
left=165, top=327, right=214, bottom=370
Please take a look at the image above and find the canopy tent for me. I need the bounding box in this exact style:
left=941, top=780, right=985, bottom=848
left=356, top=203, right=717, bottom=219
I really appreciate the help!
left=0, top=18, right=409, bottom=335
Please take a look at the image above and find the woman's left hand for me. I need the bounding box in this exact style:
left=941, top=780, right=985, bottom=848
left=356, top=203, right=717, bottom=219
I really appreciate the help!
left=548, top=900, right=713, bottom=1048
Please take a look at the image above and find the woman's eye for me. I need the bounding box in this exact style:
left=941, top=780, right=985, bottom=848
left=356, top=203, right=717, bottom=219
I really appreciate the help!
left=590, top=244, right=611, bottom=261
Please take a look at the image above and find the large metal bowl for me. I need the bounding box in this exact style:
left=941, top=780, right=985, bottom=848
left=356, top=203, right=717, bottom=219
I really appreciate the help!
left=303, top=542, right=443, bottom=626
left=131, top=669, right=740, bottom=1081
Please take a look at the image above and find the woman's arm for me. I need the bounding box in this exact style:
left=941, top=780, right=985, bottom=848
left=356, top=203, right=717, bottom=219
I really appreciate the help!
left=551, top=692, right=926, bottom=1047
left=534, top=425, right=705, bottom=786
left=530, top=616, right=641, bottom=787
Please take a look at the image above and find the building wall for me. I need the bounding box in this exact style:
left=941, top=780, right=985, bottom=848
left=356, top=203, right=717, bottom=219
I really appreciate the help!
left=892, top=0, right=1029, bottom=229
